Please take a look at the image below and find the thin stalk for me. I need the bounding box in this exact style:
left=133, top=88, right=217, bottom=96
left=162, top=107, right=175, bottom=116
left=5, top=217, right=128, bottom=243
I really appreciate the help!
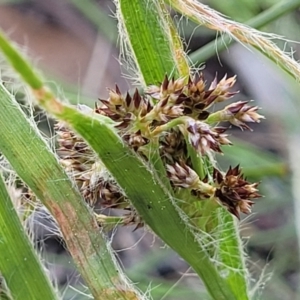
left=158, top=0, right=190, bottom=77
left=94, top=213, right=131, bottom=232
left=168, top=0, right=300, bottom=81
left=184, top=139, right=250, bottom=299
left=143, top=140, right=174, bottom=192
left=185, top=136, right=205, bottom=179
left=0, top=33, right=43, bottom=89
left=0, top=172, right=58, bottom=300
left=189, top=0, right=300, bottom=63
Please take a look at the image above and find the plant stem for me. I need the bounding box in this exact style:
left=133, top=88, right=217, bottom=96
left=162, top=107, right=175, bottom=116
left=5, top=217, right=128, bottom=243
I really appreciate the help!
left=189, top=0, right=300, bottom=63
left=0, top=33, right=43, bottom=89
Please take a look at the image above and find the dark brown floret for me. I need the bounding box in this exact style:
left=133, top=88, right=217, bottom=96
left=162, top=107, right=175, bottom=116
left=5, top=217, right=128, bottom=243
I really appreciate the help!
left=166, top=162, right=200, bottom=189
left=222, top=101, right=264, bottom=130
left=212, top=166, right=261, bottom=219
left=185, top=119, right=231, bottom=155
left=182, top=74, right=238, bottom=120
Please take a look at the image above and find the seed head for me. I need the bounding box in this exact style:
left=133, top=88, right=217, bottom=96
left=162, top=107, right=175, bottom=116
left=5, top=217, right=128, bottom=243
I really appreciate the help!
left=183, top=74, right=238, bottom=119
left=54, top=73, right=263, bottom=226
left=166, top=162, right=200, bottom=189
left=185, top=119, right=231, bottom=155
left=146, top=96, right=183, bottom=123
left=123, top=130, right=149, bottom=151
left=97, top=87, right=151, bottom=127
left=146, top=75, right=186, bottom=103
left=208, top=74, right=238, bottom=103
left=222, top=101, right=264, bottom=130
left=213, top=166, right=261, bottom=218
left=160, top=129, right=186, bottom=163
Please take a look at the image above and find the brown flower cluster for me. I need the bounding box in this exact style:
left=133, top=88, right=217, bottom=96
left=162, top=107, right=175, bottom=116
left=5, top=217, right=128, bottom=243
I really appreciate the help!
left=56, top=73, right=262, bottom=222
left=55, top=121, right=128, bottom=208
left=212, top=166, right=260, bottom=219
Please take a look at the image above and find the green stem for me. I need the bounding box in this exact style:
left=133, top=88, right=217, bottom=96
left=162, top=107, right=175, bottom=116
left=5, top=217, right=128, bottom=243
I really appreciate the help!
left=185, top=137, right=205, bottom=179
left=158, top=0, right=190, bottom=77
left=144, top=140, right=174, bottom=192
left=151, top=116, right=188, bottom=135
left=0, top=32, right=43, bottom=89
left=206, top=111, right=223, bottom=124
left=94, top=214, right=129, bottom=231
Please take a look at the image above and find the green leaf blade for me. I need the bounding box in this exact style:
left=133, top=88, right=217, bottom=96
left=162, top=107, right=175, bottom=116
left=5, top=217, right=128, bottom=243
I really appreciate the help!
left=0, top=173, right=58, bottom=300
left=118, top=0, right=182, bottom=84
left=0, top=83, right=140, bottom=300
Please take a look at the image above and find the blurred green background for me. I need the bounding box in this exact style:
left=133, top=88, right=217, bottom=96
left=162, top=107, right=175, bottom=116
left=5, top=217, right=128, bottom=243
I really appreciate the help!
left=0, top=0, right=299, bottom=299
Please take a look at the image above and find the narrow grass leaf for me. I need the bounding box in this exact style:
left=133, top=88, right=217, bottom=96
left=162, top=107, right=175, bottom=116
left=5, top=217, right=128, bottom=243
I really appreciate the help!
left=117, top=0, right=181, bottom=84
left=0, top=172, right=58, bottom=300
left=169, top=0, right=300, bottom=81
left=0, top=82, right=141, bottom=300
left=189, top=0, right=300, bottom=64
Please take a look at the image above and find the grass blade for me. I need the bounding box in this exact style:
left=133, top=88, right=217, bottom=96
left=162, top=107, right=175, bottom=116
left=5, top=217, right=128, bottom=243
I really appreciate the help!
left=0, top=81, right=142, bottom=300
left=0, top=172, right=58, bottom=300
left=189, top=0, right=300, bottom=64
left=169, top=0, right=300, bottom=81
left=117, top=0, right=184, bottom=84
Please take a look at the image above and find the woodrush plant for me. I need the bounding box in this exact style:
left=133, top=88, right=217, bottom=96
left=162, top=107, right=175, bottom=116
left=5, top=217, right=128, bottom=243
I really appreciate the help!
left=0, top=0, right=298, bottom=299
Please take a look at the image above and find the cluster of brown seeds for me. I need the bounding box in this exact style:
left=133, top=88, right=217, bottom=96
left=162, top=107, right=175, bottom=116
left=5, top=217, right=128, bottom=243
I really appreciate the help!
left=55, top=121, right=129, bottom=208
left=55, top=73, right=263, bottom=223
